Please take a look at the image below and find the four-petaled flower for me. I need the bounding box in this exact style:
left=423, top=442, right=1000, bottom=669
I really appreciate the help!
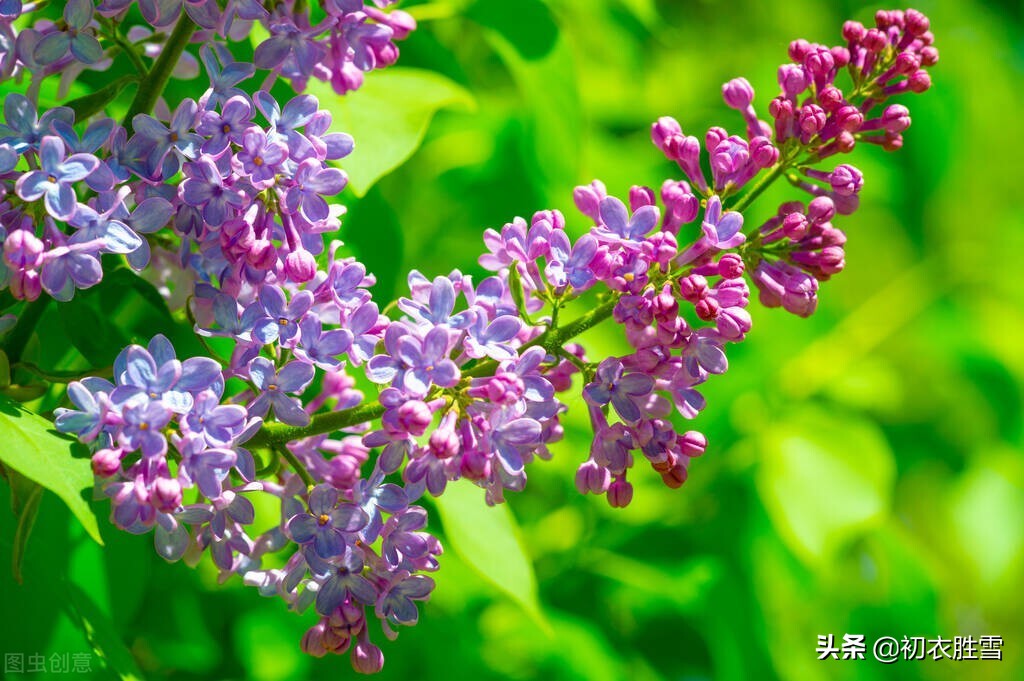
left=287, top=485, right=368, bottom=559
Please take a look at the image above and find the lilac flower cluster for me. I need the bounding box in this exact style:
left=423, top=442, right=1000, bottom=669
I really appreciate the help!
left=6, top=4, right=936, bottom=674
left=0, top=0, right=414, bottom=100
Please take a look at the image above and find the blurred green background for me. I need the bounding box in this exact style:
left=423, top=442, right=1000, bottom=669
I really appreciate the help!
left=2, top=0, right=1023, bottom=679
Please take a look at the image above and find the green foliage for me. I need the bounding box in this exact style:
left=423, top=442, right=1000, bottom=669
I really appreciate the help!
left=0, top=395, right=101, bottom=545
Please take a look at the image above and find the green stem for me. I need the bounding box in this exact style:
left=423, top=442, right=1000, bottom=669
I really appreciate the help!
left=122, top=16, right=196, bottom=125
left=727, top=160, right=788, bottom=216
left=250, top=401, right=388, bottom=448
left=112, top=31, right=149, bottom=77
left=1, top=297, right=50, bottom=364
left=275, top=445, right=315, bottom=488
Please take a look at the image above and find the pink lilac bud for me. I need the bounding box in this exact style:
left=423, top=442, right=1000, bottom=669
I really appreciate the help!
left=920, top=46, right=939, bottom=66
left=646, top=231, right=678, bottom=269
left=770, top=97, right=795, bottom=141
left=718, top=253, right=745, bottom=279
left=830, top=46, right=850, bottom=68
left=750, top=136, right=779, bottom=168
left=863, top=28, right=887, bottom=52
left=247, top=239, right=277, bottom=269
left=705, top=126, right=728, bottom=152
left=904, top=8, right=930, bottom=36
left=607, top=478, right=633, bottom=508
left=835, top=105, right=864, bottom=132
left=394, top=400, right=432, bottom=436
left=807, top=196, right=836, bottom=225
left=828, top=164, right=863, bottom=196
left=460, top=450, right=490, bottom=480
left=778, top=64, right=809, bottom=99
left=4, top=229, right=44, bottom=268
left=575, top=460, right=610, bottom=495
left=789, top=39, right=813, bottom=62
left=678, top=274, right=709, bottom=302
left=651, top=116, right=682, bottom=149
left=782, top=212, right=809, bottom=240
left=694, top=297, right=720, bottom=321
left=573, top=180, right=607, bottom=222
left=92, top=448, right=123, bottom=477
left=629, top=185, right=656, bottom=210
left=429, top=426, right=459, bottom=459
left=351, top=641, right=384, bottom=674
left=11, top=271, right=42, bottom=301
left=220, top=219, right=256, bottom=259
left=908, top=69, right=931, bottom=93
left=326, top=454, right=362, bottom=489
left=878, top=104, right=911, bottom=132
left=679, top=430, right=707, bottom=457
left=660, top=179, right=699, bottom=231
left=661, top=463, right=688, bottom=489
left=285, top=249, right=317, bottom=282
left=818, top=86, right=844, bottom=112
left=153, top=477, right=182, bottom=512
left=843, top=20, right=867, bottom=42
left=798, top=104, right=826, bottom=138
left=722, top=77, right=754, bottom=109
left=301, top=622, right=329, bottom=658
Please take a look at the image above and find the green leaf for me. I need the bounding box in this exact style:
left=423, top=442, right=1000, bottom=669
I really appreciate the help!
left=466, top=0, right=558, bottom=60
left=65, top=75, right=138, bottom=120
left=66, top=584, right=145, bottom=681
left=754, top=405, right=894, bottom=565
left=0, top=394, right=102, bottom=545
left=433, top=481, right=548, bottom=629
left=305, top=68, right=474, bottom=196
left=11, top=482, right=42, bottom=584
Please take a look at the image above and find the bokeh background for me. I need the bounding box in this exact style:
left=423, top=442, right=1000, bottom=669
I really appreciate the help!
left=2, top=0, right=1023, bottom=679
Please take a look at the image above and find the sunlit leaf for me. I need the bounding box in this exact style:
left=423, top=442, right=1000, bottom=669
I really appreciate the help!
left=306, top=68, right=474, bottom=196
left=755, top=406, right=894, bottom=565
left=434, top=481, right=547, bottom=629
left=0, top=394, right=102, bottom=545
left=67, top=584, right=144, bottom=681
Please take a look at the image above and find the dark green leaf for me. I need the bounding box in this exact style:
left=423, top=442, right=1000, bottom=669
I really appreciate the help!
left=11, top=482, right=42, bottom=584
left=65, top=75, right=138, bottom=120
left=67, top=584, right=145, bottom=681
left=466, top=0, right=558, bottom=60
left=0, top=394, right=102, bottom=544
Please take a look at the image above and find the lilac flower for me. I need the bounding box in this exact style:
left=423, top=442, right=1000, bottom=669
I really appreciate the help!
left=545, top=231, right=598, bottom=291
left=112, top=335, right=222, bottom=413
left=294, top=315, right=353, bottom=369
left=15, top=136, right=98, bottom=219
left=176, top=434, right=237, bottom=499
left=489, top=416, right=542, bottom=476
left=285, top=158, right=347, bottom=223
left=381, top=507, right=433, bottom=569
left=32, top=0, right=104, bottom=65
left=366, top=325, right=460, bottom=398
left=314, top=550, right=378, bottom=615
left=583, top=358, right=655, bottom=423
left=376, top=571, right=434, bottom=633
left=254, top=21, right=325, bottom=81
left=66, top=203, right=143, bottom=255
left=39, top=231, right=103, bottom=300
left=287, top=485, right=368, bottom=559
left=593, top=196, right=660, bottom=245
left=180, top=157, right=247, bottom=227
left=234, top=127, right=287, bottom=186
left=252, top=286, right=313, bottom=345
left=132, top=99, right=202, bottom=168
left=0, top=94, right=74, bottom=153
left=397, top=274, right=474, bottom=329
left=196, top=95, right=254, bottom=154
left=52, top=118, right=115, bottom=191
left=355, top=472, right=408, bottom=544
left=198, top=45, right=255, bottom=109
left=183, top=390, right=247, bottom=446
left=199, top=292, right=264, bottom=342
left=462, top=314, right=520, bottom=361
left=254, top=91, right=319, bottom=161
left=119, top=398, right=172, bottom=457
left=247, top=357, right=314, bottom=426
left=55, top=377, right=113, bottom=440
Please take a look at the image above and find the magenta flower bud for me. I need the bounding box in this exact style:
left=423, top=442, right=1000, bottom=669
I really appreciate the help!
left=573, top=180, right=607, bottom=221
left=383, top=9, right=417, bottom=40
left=817, top=245, right=846, bottom=275
left=798, top=104, right=826, bottom=137
left=705, top=126, right=728, bottom=153
left=828, top=164, right=863, bottom=196
left=351, top=641, right=384, bottom=674
left=830, top=46, right=850, bottom=67
left=460, top=450, right=490, bottom=480
left=920, top=46, right=939, bottom=66
left=285, top=249, right=317, bottom=282
left=777, top=64, right=809, bottom=99
left=835, top=105, right=864, bottom=132
left=678, top=274, right=708, bottom=302
left=533, top=208, right=565, bottom=231
left=3, top=229, right=45, bottom=268
left=575, top=460, right=610, bottom=495
left=894, top=51, right=921, bottom=76
left=429, top=427, right=459, bottom=460
left=326, top=455, right=362, bottom=489
left=803, top=48, right=834, bottom=79
left=908, top=70, right=931, bottom=93
left=807, top=196, right=836, bottom=225
left=782, top=212, right=809, bottom=240
left=718, top=253, right=745, bottom=279
left=749, top=136, right=778, bottom=168
left=629, top=185, right=656, bottom=210
left=153, top=477, right=182, bottom=512
left=301, top=623, right=329, bottom=658
left=722, top=77, right=754, bottom=109
left=788, top=39, right=812, bottom=62
left=92, top=448, right=123, bottom=477
left=220, top=218, right=255, bottom=259
left=660, top=180, right=699, bottom=229
left=818, top=86, right=844, bottom=112
left=679, top=430, right=707, bottom=457
left=661, top=463, right=688, bottom=489
left=484, top=373, right=525, bottom=405
left=904, top=8, right=930, bottom=36
left=863, top=28, right=887, bottom=52
left=247, top=239, right=277, bottom=269
left=694, top=297, right=719, bottom=321
left=11, top=270, right=41, bottom=301
left=395, top=400, right=432, bottom=436
left=645, top=231, right=678, bottom=268
left=651, top=116, right=684, bottom=149
left=607, top=479, right=633, bottom=508
left=842, top=20, right=867, bottom=42
left=881, top=104, right=911, bottom=132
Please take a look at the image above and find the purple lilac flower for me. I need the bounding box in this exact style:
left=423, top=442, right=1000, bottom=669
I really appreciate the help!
left=247, top=357, right=315, bottom=426
left=583, top=358, right=655, bottom=423
left=287, top=485, right=368, bottom=559
left=15, top=136, right=98, bottom=219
